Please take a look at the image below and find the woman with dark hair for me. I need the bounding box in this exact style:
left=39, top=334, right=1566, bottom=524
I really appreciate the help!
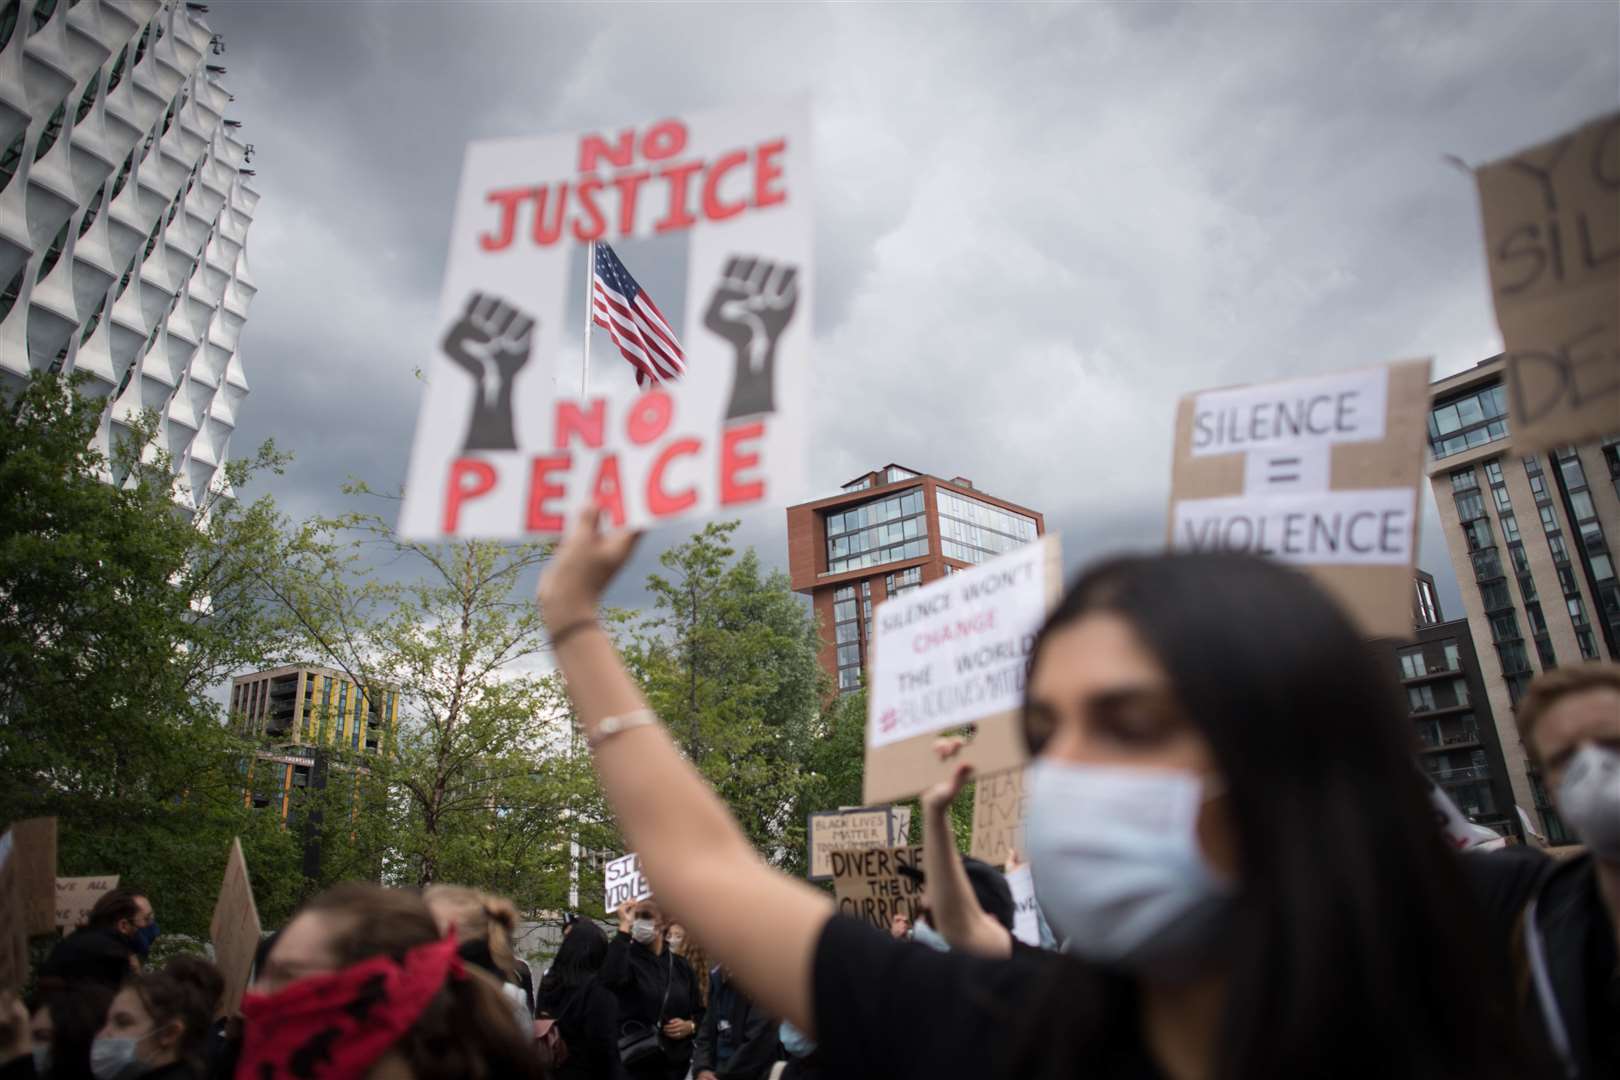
left=239, top=883, right=542, bottom=1080
left=92, top=970, right=212, bottom=1079
left=537, top=510, right=1536, bottom=1080
left=18, top=984, right=115, bottom=1080
left=536, top=921, right=627, bottom=1080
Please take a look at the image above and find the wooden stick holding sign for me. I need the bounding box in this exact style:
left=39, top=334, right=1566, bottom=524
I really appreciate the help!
left=1474, top=111, right=1620, bottom=454
left=210, top=838, right=261, bottom=1017
left=0, top=829, right=26, bottom=990
left=1167, top=359, right=1431, bottom=639
left=12, top=817, right=58, bottom=937
left=864, top=536, right=1063, bottom=804
left=830, top=844, right=925, bottom=931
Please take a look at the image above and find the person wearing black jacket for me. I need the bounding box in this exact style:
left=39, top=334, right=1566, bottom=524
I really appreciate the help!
left=691, top=966, right=777, bottom=1080
left=602, top=900, right=702, bottom=1080
left=536, top=920, right=627, bottom=1080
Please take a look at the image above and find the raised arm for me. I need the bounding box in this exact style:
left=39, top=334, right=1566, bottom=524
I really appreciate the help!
left=921, top=740, right=1013, bottom=958
left=538, top=509, right=832, bottom=1034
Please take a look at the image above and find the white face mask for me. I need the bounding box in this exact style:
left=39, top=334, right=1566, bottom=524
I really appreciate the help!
left=630, top=919, right=658, bottom=946
left=666, top=932, right=685, bottom=951
left=910, top=919, right=949, bottom=952
left=1557, top=743, right=1620, bottom=859
left=90, top=1032, right=153, bottom=1080
left=1024, top=759, right=1235, bottom=980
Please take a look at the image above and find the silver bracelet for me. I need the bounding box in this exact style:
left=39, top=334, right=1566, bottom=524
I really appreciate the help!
left=587, top=708, right=659, bottom=750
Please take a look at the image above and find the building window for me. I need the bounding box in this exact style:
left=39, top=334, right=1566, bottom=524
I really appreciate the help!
left=1415, top=578, right=1440, bottom=626
left=1398, top=648, right=1424, bottom=680
left=1454, top=490, right=1486, bottom=522
left=1408, top=684, right=1435, bottom=713
left=884, top=466, right=918, bottom=485
left=885, top=566, right=922, bottom=597
left=1499, top=513, right=1520, bottom=542
left=1462, top=519, right=1493, bottom=552
left=1450, top=469, right=1478, bottom=492
left=1479, top=580, right=1512, bottom=611
left=1443, top=642, right=1460, bottom=671
left=1429, top=384, right=1508, bottom=459
left=826, top=487, right=929, bottom=574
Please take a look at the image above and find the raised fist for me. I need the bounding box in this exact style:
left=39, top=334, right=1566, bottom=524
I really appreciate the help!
left=704, top=256, right=799, bottom=421
left=442, top=291, right=536, bottom=452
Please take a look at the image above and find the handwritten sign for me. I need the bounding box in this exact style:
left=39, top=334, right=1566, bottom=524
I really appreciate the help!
left=399, top=102, right=812, bottom=539
left=864, top=536, right=1061, bottom=804
left=1475, top=111, right=1620, bottom=453
left=603, top=853, right=652, bottom=911
left=1005, top=864, right=1042, bottom=947
left=807, top=807, right=894, bottom=882
left=56, top=875, right=119, bottom=931
left=969, top=768, right=1027, bottom=865
left=1167, top=359, right=1431, bottom=638
left=0, top=830, right=25, bottom=989
left=13, top=817, right=57, bottom=936
left=209, top=838, right=261, bottom=1017
left=830, top=844, right=925, bottom=931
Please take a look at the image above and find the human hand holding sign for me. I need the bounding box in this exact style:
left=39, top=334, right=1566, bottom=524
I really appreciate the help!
left=922, top=736, right=974, bottom=818
left=442, top=291, right=535, bottom=452
left=705, top=256, right=799, bottom=420
left=537, top=507, right=641, bottom=633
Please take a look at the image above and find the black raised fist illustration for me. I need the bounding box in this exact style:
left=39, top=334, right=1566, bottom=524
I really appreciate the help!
left=442, top=291, right=536, bottom=452
left=704, top=256, right=799, bottom=421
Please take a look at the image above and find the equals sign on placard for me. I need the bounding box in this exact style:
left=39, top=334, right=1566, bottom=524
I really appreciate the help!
left=1243, top=445, right=1330, bottom=494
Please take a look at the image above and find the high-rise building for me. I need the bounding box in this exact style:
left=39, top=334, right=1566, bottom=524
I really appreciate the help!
left=1426, top=355, right=1619, bottom=843
left=1389, top=570, right=1523, bottom=841
left=0, top=0, right=258, bottom=508
left=787, top=464, right=1045, bottom=691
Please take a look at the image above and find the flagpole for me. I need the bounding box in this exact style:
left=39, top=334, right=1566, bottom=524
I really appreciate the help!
left=582, top=241, right=594, bottom=395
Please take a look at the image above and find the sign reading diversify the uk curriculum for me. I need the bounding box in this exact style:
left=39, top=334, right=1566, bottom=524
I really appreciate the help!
left=1166, top=360, right=1431, bottom=638
left=399, top=103, right=812, bottom=539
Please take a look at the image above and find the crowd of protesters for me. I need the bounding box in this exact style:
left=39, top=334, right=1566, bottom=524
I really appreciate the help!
left=1, top=519, right=1616, bottom=1079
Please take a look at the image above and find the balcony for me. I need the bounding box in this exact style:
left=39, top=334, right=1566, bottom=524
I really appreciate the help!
left=1429, top=764, right=1492, bottom=784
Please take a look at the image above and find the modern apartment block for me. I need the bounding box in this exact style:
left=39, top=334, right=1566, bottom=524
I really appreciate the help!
left=0, top=0, right=258, bottom=508
left=1391, top=570, right=1523, bottom=841
left=1426, top=355, right=1619, bottom=843
left=787, top=464, right=1045, bottom=691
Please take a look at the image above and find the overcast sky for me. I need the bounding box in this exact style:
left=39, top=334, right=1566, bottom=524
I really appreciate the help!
left=206, top=0, right=1618, bottom=624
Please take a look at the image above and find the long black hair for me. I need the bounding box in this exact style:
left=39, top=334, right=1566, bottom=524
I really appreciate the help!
left=1007, top=552, right=1531, bottom=1079
left=538, top=919, right=609, bottom=1003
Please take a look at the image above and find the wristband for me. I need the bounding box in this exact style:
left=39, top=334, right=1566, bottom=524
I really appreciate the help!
left=587, top=708, right=659, bottom=749
left=549, top=617, right=600, bottom=650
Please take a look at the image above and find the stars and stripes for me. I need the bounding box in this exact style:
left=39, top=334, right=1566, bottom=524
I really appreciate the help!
left=591, top=242, right=685, bottom=387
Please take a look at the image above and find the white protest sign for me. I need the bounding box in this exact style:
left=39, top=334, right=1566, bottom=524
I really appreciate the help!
left=603, top=853, right=652, bottom=911
left=399, top=102, right=813, bottom=539
left=1005, top=865, right=1041, bottom=947
left=55, top=875, right=119, bottom=931
left=1167, top=359, right=1431, bottom=638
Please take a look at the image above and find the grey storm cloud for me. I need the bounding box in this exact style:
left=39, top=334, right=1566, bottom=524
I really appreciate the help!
left=206, top=0, right=1617, bottom=620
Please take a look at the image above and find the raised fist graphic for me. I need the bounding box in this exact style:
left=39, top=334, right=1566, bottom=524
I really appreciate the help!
left=704, top=256, right=799, bottom=421
left=442, top=291, right=536, bottom=452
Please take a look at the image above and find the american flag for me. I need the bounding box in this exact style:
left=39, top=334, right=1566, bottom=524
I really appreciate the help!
left=591, top=242, right=685, bottom=387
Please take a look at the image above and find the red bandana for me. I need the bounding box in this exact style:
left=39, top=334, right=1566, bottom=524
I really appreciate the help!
left=236, top=933, right=466, bottom=1079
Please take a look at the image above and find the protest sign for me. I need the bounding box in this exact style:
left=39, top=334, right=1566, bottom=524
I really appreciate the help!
left=1422, top=771, right=1507, bottom=851
left=399, top=102, right=813, bottom=540
left=0, top=829, right=24, bottom=990
left=56, top=875, right=119, bottom=931
left=807, top=807, right=894, bottom=882
left=13, top=817, right=57, bottom=936
left=969, top=768, right=1027, bottom=865
left=864, top=536, right=1062, bottom=804
left=603, top=853, right=652, bottom=911
left=890, top=804, right=913, bottom=845
left=1166, top=359, right=1431, bottom=638
left=210, top=838, right=261, bottom=1017
left=1005, top=864, right=1042, bottom=947
left=1474, top=111, right=1619, bottom=453
left=830, top=844, right=925, bottom=930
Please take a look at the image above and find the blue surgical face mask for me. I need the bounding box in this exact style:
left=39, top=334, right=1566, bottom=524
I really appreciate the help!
left=131, top=920, right=159, bottom=958
left=1024, top=759, right=1235, bottom=981
left=910, top=919, right=949, bottom=952
left=90, top=1034, right=151, bottom=1080
left=779, top=1020, right=815, bottom=1058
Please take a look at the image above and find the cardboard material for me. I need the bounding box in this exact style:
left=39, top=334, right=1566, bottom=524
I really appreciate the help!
left=399, top=101, right=813, bottom=539
left=829, top=844, right=925, bottom=930
left=13, top=817, right=57, bottom=936
left=863, top=537, right=1062, bottom=804
left=1475, top=111, right=1620, bottom=453
left=969, top=768, right=1027, bottom=865
left=56, top=875, right=120, bottom=931
left=1166, top=359, right=1432, bottom=638
left=209, top=838, right=262, bottom=1017
left=603, top=852, right=652, bottom=911
left=0, top=830, right=25, bottom=990
left=807, top=807, right=894, bottom=882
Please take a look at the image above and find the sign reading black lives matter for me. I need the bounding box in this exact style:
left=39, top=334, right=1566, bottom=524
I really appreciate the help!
left=1474, top=111, right=1619, bottom=454
left=1167, top=360, right=1431, bottom=639
left=398, top=103, right=812, bottom=539
left=864, top=537, right=1061, bottom=804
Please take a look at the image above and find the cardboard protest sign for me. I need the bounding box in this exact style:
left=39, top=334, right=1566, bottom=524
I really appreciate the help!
left=603, top=853, right=652, bottom=911
left=13, top=817, right=57, bottom=936
left=1474, top=111, right=1620, bottom=453
left=1422, top=771, right=1507, bottom=851
left=830, top=844, right=925, bottom=930
left=890, top=804, right=913, bottom=846
left=0, top=829, right=25, bottom=990
left=807, top=807, right=894, bottom=882
left=1005, top=864, right=1042, bottom=947
left=969, top=768, right=1027, bottom=865
left=1166, top=359, right=1431, bottom=638
left=56, top=875, right=119, bottom=931
left=864, top=537, right=1062, bottom=804
left=399, top=102, right=813, bottom=539
left=210, top=838, right=261, bottom=1017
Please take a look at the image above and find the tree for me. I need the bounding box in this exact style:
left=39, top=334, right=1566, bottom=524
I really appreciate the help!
left=0, top=372, right=308, bottom=933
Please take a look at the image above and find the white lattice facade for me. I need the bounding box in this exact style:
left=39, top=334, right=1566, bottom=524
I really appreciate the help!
left=0, top=0, right=256, bottom=507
